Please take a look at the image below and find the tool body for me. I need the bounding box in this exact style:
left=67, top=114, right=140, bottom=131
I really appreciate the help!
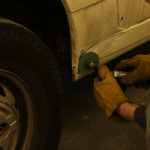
left=79, top=52, right=128, bottom=78
left=88, top=62, right=128, bottom=78
left=83, top=57, right=129, bottom=92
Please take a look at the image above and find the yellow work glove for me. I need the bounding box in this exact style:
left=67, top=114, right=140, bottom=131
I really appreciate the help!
left=114, top=54, right=150, bottom=90
left=94, top=65, right=131, bottom=124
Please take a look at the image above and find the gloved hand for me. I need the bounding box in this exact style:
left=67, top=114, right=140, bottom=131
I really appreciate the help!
left=114, top=54, right=150, bottom=90
left=94, top=65, right=132, bottom=124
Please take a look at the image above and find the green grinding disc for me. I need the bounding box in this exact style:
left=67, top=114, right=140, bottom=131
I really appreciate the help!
left=79, top=52, right=99, bottom=75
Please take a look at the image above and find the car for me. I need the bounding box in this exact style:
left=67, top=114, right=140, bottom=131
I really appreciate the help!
left=0, top=0, right=150, bottom=149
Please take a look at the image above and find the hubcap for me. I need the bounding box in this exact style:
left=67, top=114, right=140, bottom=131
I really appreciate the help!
left=0, top=102, right=18, bottom=150
left=0, top=70, right=35, bottom=150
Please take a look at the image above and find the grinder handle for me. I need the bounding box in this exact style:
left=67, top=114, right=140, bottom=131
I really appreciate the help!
left=88, top=63, right=102, bottom=81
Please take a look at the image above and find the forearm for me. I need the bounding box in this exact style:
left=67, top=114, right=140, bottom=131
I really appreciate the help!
left=115, top=102, right=140, bottom=122
left=115, top=102, right=147, bottom=131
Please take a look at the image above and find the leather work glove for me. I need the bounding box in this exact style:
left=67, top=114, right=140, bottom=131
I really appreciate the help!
left=94, top=65, right=132, bottom=124
left=114, top=54, right=150, bottom=91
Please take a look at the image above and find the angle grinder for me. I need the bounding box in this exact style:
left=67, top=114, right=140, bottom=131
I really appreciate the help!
left=79, top=52, right=127, bottom=78
left=79, top=52, right=129, bottom=92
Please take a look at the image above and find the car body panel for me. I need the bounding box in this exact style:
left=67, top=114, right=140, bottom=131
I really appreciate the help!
left=61, top=0, right=150, bottom=81
left=74, top=20, right=150, bottom=81
left=61, top=0, right=102, bottom=13
left=118, top=0, right=150, bottom=28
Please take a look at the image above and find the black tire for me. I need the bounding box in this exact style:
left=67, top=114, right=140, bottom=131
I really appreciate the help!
left=0, top=17, right=64, bottom=150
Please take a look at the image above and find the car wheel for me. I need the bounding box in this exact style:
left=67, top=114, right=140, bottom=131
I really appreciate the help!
left=0, top=17, right=64, bottom=150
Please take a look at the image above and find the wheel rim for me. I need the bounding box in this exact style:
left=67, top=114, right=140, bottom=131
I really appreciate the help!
left=0, top=70, right=36, bottom=150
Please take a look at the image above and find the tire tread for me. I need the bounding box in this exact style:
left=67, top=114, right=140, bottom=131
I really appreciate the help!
left=0, top=17, right=64, bottom=147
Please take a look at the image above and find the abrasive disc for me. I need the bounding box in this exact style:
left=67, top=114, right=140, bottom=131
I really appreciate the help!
left=79, top=52, right=99, bottom=74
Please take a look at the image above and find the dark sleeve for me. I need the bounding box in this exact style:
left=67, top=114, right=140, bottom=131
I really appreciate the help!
left=134, top=106, right=147, bottom=132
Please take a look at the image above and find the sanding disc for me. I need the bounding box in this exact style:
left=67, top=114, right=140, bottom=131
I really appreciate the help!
left=79, top=52, right=99, bottom=75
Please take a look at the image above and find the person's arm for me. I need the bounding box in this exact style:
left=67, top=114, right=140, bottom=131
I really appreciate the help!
left=115, top=102, right=147, bottom=131
left=115, top=102, right=139, bottom=122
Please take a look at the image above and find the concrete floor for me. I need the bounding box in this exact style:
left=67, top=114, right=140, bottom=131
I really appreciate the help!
left=58, top=41, right=150, bottom=150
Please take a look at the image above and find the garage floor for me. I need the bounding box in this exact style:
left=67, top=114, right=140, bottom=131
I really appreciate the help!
left=58, top=41, right=150, bottom=150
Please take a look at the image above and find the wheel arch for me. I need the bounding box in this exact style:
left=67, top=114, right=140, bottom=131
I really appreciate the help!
left=0, top=0, right=72, bottom=80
